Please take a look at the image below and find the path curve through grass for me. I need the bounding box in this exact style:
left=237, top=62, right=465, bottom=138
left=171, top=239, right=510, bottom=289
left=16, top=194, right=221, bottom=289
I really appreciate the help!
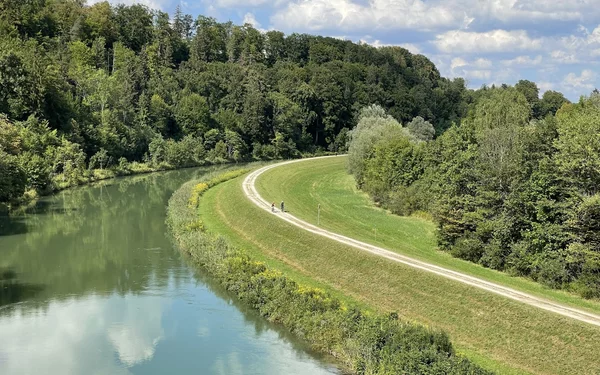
left=243, top=156, right=600, bottom=328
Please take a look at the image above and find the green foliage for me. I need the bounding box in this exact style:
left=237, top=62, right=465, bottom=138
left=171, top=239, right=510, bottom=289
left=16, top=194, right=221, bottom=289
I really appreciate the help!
left=571, top=194, right=600, bottom=250
left=538, top=90, right=569, bottom=118
left=363, top=135, right=424, bottom=204
left=187, top=169, right=249, bottom=208
left=347, top=105, right=409, bottom=187
left=148, top=135, right=206, bottom=168
left=515, top=79, right=539, bottom=118
left=0, top=150, right=26, bottom=202
left=167, top=171, right=491, bottom=375
left=407, top=116, right=435, bottom=141
left=19, top=151, right=52, bottom=191
left=555, top=98, right=600, bottom=195
left=174, top=92, right=211, bottom=136
left=350, top=88, right=600, bottom=299
left=149, top=94, right=171, bottom=136
left=328, top=127, right=350, bottom=153
left=89, top=148, right=110, bottom=170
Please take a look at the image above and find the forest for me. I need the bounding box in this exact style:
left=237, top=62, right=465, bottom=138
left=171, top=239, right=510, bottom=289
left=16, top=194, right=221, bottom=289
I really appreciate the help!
left=0, top=0, right=470, bottom=205
left=347, top=84, right=600, bottom=299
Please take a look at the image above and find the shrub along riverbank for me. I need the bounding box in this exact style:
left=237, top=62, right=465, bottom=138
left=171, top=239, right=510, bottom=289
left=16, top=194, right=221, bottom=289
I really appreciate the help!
left=167, top=168, right=491, bottom=375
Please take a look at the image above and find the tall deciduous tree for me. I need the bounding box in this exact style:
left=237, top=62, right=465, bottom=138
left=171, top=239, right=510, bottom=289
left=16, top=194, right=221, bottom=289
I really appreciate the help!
left=407, top=116, right=435, bottom=141
left=174, top=92, right=210, bottom=136
left=555, top=98, right=600, bottom=195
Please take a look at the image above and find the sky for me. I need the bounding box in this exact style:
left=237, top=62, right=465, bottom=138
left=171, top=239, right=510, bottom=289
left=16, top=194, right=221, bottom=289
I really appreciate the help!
left=90, top=0, right=600, bottom=101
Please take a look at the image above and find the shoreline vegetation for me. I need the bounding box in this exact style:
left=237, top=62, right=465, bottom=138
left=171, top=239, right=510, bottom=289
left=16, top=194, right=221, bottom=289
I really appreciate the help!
left=1, top=151, right=336, bottom=214
left=199, top=159, right=600, bottom=374
left=166, top=168, right=491, bottom=375
left=2, top=159, right=187, bottom=214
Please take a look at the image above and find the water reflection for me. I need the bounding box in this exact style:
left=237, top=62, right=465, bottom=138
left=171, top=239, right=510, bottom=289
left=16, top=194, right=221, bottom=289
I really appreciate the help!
left=0, top=168, right=338, bottom=375
left=107, top=295, right=166, bottom=367
left=0, top=268, right=45, bottom=307
left=0, top=169, right=207, bottom=308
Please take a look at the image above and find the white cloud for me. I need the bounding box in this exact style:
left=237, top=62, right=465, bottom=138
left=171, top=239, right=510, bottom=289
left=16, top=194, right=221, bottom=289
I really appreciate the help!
left=448, top=56, right=493, bottom=81
left=555, top=26, right=600, bottom=60
left=107, top=296, right=165, bottom=367
left=550, top=50, right=579, bottom=64
left=360, top=37, right=423, bottom=54
left=434, top=29, right=543, bottom=53
left=463, top=0, right=583, bottom=23
left=269, top=0, right=600, bottom=34
left=214, top=0, right=270, bottom=6
left=398, top=43, right=422, bottom=54
left=271, top=0, right=466, bottom=32
left=473, top=58, right=493, bottom=69
left=537, top=81, right=555, bottom=95
left=562, top=69, right=597, bottom=91
left=87, top=0, right=163, bottom=9
left=451, top=57, right=468, bottom=70
left=242, top=13, right=261, bottom=28
left=464, top=69, right=492, bottom=80
left=242, top=13, right=267, bottom=32
left=0, top=295, right=164, bottom=375
left=211, top=0, right=288, bottom=7
left=501, top=55, right=543, bottom=66
left=492, top=68, right=518, bottom=83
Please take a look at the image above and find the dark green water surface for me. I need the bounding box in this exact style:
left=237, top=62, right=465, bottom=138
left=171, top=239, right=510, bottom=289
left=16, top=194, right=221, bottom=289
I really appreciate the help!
left=0, top=168, right=339, bottom=375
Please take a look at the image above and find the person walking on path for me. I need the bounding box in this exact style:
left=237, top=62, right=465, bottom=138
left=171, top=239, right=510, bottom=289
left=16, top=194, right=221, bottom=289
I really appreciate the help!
left=271, top=202, right=275, bottom=212
left=280, top=201, right=285, bottom=213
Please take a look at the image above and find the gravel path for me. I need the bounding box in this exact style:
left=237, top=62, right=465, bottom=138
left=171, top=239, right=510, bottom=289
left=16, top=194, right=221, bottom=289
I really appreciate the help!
left=243, top=156, right=600, bottom=327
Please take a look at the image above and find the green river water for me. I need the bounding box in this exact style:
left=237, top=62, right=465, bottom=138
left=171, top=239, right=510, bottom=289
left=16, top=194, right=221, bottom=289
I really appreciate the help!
left=0, top=168, right=339, bottom=375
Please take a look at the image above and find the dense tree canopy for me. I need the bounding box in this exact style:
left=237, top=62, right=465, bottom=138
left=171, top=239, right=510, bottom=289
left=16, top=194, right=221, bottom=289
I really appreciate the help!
left=0, top=0, right=476, bottom=205
left=347, top=87, right=600, bottom=299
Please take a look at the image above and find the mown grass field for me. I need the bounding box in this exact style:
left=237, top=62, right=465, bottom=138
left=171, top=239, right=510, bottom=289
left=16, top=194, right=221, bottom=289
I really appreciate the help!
left=199, top=162, right=600, bottom=375
left=256, top=156, right=600, bottom=315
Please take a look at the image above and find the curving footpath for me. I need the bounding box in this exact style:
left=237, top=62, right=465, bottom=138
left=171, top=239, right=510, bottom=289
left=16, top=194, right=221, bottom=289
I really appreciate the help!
left=243, top=156, right=600, bottom=328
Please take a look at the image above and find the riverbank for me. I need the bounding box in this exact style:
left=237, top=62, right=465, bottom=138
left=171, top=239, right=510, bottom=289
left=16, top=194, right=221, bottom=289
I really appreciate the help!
left=1, top=160, right=213, bottom=214
left=2, top=151, right=342, bottom=215
left=199, top=161, right=600, bottom=374
left=166, top=168, right=490, bottom=375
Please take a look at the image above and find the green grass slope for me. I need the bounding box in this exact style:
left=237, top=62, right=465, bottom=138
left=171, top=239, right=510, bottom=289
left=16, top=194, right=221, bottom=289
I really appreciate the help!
left=200, top=167, right=600, bottom=375
left=256, top=156, right=600, bottom=315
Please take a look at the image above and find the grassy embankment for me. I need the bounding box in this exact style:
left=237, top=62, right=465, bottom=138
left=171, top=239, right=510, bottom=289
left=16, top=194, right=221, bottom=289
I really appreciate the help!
left=256, top=156, right=600, bottom=314
left=200, top=157, right=600, bottom=375
left=168, top=168, right=489, bottom=375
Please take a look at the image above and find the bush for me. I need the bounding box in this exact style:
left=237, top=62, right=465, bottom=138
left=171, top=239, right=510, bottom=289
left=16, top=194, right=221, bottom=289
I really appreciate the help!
left=451, top=236, right=485, bottom=263
left=19, top=151, right=52, bottom=191
left=565, top=243, right=600, bottom=298
left=0, top=151, right=27, bottom=202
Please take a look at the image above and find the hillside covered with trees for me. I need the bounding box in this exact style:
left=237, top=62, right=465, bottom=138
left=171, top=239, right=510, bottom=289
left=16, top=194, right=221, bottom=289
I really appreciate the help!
left=347, top=84, right=600, bottom=299
left=3, top=1, right=590, bottom=300
left=0, top=0, right=470, bottom=205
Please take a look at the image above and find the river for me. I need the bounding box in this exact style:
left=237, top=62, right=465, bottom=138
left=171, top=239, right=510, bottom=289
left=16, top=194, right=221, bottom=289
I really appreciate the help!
left=0, top=168, right=339, bottom=375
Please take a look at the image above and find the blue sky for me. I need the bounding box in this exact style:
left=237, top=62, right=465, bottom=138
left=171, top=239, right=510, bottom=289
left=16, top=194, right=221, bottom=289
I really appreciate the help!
left=92, top=0, right=600, bottom=101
